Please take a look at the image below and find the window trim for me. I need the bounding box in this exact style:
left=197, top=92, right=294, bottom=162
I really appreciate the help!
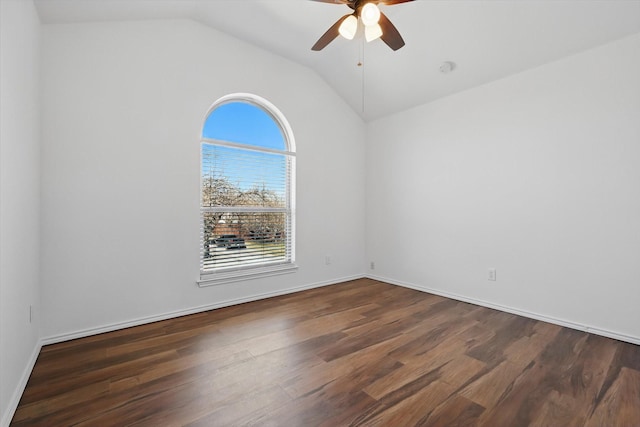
left=197, top=263, right=298, bottom=287
left=198, top=93, right=297, bottom=287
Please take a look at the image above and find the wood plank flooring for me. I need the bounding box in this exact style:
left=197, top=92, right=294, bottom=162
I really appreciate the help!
left=11, top=279, right=640, bottom=426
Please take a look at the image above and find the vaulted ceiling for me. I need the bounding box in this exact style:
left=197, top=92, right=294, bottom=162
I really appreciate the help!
left=34, top=0, right=640, bottom=121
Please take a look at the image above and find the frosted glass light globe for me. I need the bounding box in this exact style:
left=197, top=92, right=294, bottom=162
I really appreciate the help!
left=339, top=15, right=358, bottom=40
left=361, top=3, right=381, bottom=27
left=365, top=23, right=383, bottom=42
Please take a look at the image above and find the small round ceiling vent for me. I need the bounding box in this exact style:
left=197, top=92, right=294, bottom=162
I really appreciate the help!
left=439, top=61, right=456, bottom=73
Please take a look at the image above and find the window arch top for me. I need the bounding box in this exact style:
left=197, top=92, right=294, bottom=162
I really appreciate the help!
left=202, top=100, right=287, bottom=152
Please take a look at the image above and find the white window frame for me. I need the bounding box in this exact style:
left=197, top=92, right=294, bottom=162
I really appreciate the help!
left=198, top=93, right=297, bottom=287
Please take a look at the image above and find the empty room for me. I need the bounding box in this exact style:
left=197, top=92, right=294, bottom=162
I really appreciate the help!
left=1, top=0, right=639, bottom=425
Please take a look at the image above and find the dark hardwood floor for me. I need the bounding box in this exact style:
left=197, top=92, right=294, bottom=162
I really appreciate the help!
left=11, top=279, right=640, bottom=426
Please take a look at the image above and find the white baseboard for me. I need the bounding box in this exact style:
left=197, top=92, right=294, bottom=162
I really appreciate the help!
left=42, top=274, right=363, bottom=346
left=367, top=274, right=640, bottom=346
left=43, top=273, right=640, bottom=346
left=1, top=339, right=42, bottom=427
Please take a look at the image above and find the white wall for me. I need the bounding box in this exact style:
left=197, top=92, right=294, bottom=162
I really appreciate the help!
left=40, top=20, right=366, bottom=341
left=0, top=0, right=42, bottom=424
left=366, top=33, right=640, bottom=343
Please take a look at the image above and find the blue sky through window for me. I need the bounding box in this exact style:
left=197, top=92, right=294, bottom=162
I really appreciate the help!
left=202, top=102, right=285, bottom=150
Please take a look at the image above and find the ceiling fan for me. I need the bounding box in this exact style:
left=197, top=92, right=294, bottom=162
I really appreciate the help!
left=311, top=0, right=414, bottom=51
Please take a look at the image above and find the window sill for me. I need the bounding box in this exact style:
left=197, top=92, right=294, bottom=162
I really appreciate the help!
left=197, top=263, right=298, bottom=287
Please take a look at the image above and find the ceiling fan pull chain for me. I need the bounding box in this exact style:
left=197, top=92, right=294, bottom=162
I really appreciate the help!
left=361, top=36, right=366, bottom=113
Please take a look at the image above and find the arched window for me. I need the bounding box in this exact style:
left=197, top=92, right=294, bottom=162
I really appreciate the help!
left=199, top=94, right=296, bottom=285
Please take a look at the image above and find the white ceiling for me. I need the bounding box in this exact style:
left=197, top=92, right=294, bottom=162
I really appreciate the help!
left=34, top=0, right=640, bottom=121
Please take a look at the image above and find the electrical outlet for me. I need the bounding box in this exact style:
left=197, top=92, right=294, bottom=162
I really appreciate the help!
left=325, top=255, right=331, bottom=265
left=488, top=268, right=497, bottom=281
left=29, top=305, right=33, bottom=323
left=370, top=261, right=375, bottom=270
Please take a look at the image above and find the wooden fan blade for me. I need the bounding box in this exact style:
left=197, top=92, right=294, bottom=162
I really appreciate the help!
left=309, top=0, right=353, bottom=4
left=312, top=14, right=350, bottom=51
left=379, top=12, right=405, bottom=50
left=310, top=0, right=356, bottom=10
left=381, top=0, right=414, bottom=5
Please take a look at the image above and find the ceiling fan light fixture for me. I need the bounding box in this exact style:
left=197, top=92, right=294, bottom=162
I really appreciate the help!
left=365, top=23, right=383, bottom=42
left=311, top=0, right=412, bottom=52
left=338, top=14, right=358, bottom=40
left=361, top=3, right=381, bottom=27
